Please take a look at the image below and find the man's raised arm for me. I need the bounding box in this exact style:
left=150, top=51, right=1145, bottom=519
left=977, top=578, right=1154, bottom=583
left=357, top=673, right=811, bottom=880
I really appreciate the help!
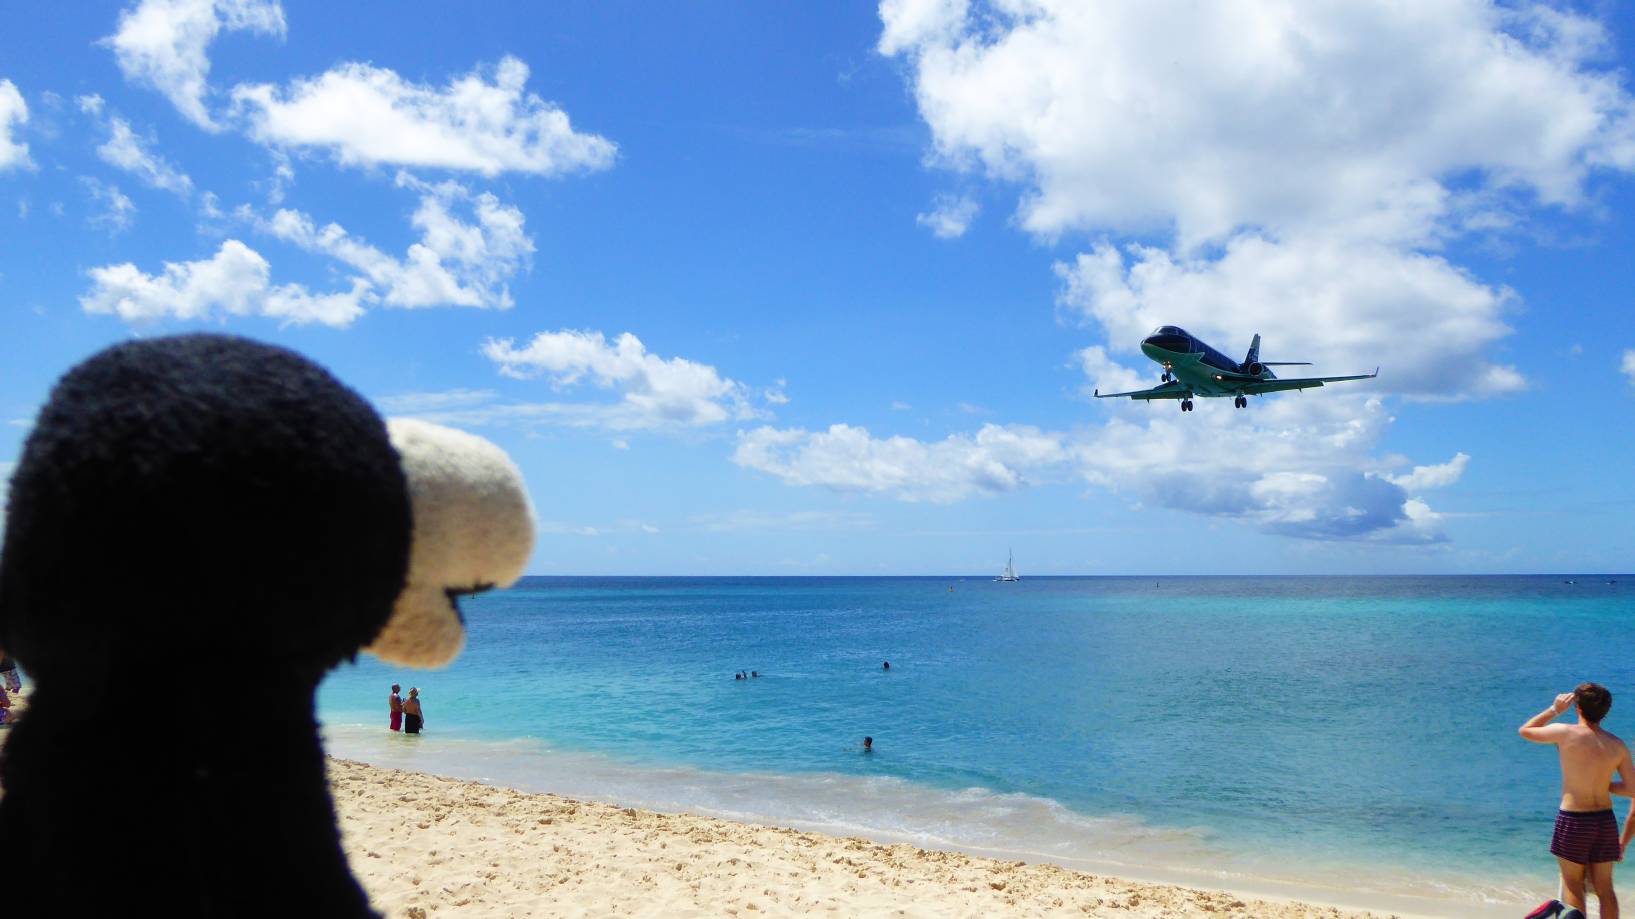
left=1519, top=693, right=1576, bottom=744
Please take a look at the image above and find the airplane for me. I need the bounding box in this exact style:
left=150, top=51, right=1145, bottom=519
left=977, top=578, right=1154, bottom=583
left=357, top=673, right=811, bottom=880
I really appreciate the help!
left=1093, top=326, right=1377, bottom=412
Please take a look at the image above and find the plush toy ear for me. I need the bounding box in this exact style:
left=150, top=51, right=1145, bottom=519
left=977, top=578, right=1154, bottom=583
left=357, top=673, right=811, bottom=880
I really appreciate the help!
left=367, top=419, right=534, bottom=667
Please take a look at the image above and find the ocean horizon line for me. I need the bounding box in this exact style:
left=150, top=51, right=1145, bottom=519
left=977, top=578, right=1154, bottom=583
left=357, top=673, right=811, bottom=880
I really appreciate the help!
left=505, top=571, right=1632, bottom=579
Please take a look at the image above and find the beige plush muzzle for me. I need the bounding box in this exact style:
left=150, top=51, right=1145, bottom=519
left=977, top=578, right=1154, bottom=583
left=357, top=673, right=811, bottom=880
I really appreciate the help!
left=367, top=418, right=535, bottom=668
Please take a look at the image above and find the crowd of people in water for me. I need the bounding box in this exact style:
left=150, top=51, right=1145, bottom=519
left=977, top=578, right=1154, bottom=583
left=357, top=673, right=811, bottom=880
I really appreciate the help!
left=382, top=659, right=896, bottom=757
left=729, top=662, right=889, bottom=754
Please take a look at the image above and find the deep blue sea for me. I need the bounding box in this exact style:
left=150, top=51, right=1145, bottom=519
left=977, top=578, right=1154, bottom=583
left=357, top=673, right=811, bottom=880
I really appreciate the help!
left=316, top=575, right=1634, bottom=915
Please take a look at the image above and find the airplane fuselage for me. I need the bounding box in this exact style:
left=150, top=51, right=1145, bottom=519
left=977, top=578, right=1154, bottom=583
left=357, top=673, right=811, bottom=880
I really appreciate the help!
left=1141, top=327, right=1269, bottom=396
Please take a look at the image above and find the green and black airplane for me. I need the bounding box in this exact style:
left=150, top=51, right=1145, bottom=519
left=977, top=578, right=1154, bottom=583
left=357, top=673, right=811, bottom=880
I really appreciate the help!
left=1094, top=326, right=1378, bottom=412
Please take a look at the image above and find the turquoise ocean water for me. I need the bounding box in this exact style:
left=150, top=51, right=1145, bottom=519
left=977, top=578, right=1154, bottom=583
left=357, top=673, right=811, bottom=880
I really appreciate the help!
left=317, top=575, right=1633, bottom=915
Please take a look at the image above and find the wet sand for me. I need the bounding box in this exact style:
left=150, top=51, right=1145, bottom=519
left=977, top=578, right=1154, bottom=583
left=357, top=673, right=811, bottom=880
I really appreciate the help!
left=330, top=757, right=1398, bottom=918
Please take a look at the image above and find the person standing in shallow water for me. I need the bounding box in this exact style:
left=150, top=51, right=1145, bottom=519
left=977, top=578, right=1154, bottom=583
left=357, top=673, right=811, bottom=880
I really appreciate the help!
left=402, top=688, right=424, bottom=735
left=1520, top=682, right=1635, bottom=919
left=388, top=684, right=403, bottom=732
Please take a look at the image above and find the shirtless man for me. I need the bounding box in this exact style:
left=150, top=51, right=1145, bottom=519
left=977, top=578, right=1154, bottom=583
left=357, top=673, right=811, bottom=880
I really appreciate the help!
left=389, top=684, right=403, bottom=732
left=1521, top=683, right=1635, bottom=919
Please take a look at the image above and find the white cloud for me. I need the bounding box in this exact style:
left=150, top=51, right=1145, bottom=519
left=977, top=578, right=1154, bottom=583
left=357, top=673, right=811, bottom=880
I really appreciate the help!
left=0, top=80, right=31, bottom=171
left=481, top=330, right=757, bottom=430
left=259, top=149, right=294, bottom=204
left=738, top=394, right=1457, bottom=542
left=103, top=0, right=286, bottom=130
left=733, top=422, right=1067, bottom=503
left=198, top=190, right=224, bottom=220
left=255, top=179, right=531, bottom=310
left=890, top=401, right=912, bottom=411
left=93, top=113, right=194, bottom=196
left=536, top=521, right=601, bottom=538
left=375, top=389, right=498, bottom=415
left=1388, top=452, right=1471, bottom=492
left=82, top=178, right=136, bottom=233
left=915, top=193, right=978, bottom=238
left=1057, top=235, right=1524, bottom=401
left=1623, top=349, right=1635, bottom=386
left=535, top=518, right=661, bottom=537
left=80, top=239, right=366, bottom=327
left=1072, top=396, right=1446, bottom=543
left=688, top=509, right=877, bottom=533
left=1075, top=344, right=1150, bottom=399
left=1395, top=497, right=1447, bottom=542
left=879, top=1, right=1635, bottom=245
left=232, top=56, right=616, bottom=176
left=877, top=0, right=969, bottom=56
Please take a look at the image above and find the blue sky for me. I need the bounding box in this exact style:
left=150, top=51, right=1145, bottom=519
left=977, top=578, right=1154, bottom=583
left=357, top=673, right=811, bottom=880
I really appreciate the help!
left=2, top=0, right=1633, bottom=575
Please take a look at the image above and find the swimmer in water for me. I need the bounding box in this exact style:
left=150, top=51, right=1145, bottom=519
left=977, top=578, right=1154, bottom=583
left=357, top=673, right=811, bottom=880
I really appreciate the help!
left=863, top=736, right=873, bottom=753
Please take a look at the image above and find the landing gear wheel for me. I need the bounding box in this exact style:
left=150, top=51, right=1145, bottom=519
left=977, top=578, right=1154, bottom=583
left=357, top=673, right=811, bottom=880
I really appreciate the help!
left=1234, top=396, right=1246, bottom=408
left=1161, top=372, right=1171, bottom=383
left=1180, top=399, right=1193, bottom=412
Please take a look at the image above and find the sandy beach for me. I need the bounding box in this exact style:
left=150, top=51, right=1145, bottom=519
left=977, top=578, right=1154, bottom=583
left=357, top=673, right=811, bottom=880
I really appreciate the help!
left=329, top=758, right=1394, bottom=919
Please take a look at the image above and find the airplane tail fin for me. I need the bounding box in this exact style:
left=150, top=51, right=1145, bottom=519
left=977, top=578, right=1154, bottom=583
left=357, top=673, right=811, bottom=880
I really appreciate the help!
left=1243, top=333, right=1261, bottom=367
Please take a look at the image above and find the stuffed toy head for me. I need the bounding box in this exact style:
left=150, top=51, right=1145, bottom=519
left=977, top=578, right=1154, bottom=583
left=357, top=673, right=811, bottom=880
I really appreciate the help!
left=372, top=417, right=533, bottom=667
left=0, top=334, right=532, bottom=682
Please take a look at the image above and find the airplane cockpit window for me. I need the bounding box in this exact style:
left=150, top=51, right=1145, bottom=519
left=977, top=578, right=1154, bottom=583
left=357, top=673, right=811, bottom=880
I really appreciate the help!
left=1155, top=325, right=1184, bottom=336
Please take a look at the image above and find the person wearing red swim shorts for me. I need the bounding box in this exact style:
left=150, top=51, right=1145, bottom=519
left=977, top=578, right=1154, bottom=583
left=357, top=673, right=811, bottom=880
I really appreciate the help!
left=389, top=683, right=403, bottom=732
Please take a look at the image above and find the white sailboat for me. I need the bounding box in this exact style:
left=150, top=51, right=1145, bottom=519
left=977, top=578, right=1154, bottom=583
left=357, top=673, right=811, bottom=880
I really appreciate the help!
left=995, top=549, right=1020, bottom=582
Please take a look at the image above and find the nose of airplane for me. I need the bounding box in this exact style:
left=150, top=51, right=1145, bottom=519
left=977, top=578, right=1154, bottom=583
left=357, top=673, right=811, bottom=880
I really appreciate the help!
left=1142, top=333, right=1190, bottom=356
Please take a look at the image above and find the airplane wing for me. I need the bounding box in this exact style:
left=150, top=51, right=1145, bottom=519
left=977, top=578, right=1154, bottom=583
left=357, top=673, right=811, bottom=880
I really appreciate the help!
left=1241, top=369, right=1378, bottom=394
left=1093, top=380, right=1190, bottom=400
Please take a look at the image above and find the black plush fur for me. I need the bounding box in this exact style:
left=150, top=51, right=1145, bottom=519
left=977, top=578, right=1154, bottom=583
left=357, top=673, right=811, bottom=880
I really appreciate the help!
left=0, top=335, right=411, bottom=918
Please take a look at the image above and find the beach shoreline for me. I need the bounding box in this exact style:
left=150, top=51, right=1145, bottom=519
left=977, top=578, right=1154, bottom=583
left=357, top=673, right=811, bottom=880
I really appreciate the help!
left=329, top=757, right=1444, bottom=918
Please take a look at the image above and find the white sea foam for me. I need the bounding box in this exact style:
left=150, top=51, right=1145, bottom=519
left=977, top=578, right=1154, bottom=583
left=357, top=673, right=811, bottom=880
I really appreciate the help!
left=322, top=722, right=1539, bottom=917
